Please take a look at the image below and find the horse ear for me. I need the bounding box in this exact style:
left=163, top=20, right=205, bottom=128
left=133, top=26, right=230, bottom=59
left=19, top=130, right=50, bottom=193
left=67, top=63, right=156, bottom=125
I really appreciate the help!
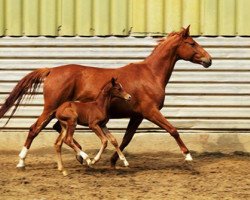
left=157, top=38, right=165, bottom=44
left=181, top=25, right=190, bottom=38
left=111, top=77, right=116, bottom=86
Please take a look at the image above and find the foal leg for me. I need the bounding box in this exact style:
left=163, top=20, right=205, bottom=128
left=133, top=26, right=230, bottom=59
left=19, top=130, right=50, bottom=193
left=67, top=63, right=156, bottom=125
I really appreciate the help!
left=89, top=124, right=108, bottom=165
left=63, top=121, right=92, bottom=166
left=110, top=116, right=143, bottom=167
left=16, top=110, right=54, bottom=168
left=53, top=120, right=84, bottom=164
left=144, top=107, right=192, bottom=161
left=102, top=126, right=129, bottom=167
left=54, top=126, right=68, bottom=176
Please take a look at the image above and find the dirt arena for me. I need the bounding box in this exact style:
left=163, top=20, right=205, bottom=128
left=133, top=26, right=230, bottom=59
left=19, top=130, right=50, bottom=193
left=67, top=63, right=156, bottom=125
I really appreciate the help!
left=0, top=147, right=249, bottom=200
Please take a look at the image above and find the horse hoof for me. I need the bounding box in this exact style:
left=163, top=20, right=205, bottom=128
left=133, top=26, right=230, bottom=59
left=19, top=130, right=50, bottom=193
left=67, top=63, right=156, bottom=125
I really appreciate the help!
left=184, top=153, right=193, bottom=161
left=76, top=155, right=84, bottom=164
left=16, top=163, right=26, bottom=170
left=16, top=165, right=25, bottom=170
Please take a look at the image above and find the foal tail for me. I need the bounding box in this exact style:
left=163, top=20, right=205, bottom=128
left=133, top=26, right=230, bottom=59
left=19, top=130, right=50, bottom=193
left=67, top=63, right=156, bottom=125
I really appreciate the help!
left=0, top=68, right=51, bottom=126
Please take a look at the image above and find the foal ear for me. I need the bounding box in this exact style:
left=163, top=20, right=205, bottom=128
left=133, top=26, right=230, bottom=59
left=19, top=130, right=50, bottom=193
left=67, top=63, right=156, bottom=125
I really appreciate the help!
left=111, top=77, right=116, bottom=86
left=181, top=25, right=190, bottom=38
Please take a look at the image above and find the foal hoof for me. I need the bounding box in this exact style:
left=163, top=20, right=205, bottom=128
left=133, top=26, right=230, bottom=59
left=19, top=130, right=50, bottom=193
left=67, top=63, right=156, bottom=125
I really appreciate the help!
left=85, top=157, right=93, bottom=168
left=123, top=160, right=130, bottom=167
left=76, top=155, right=84, bottom=164
left=62, top=170, right=68, bottom=176
left=184, top=153, right=193, bottom=161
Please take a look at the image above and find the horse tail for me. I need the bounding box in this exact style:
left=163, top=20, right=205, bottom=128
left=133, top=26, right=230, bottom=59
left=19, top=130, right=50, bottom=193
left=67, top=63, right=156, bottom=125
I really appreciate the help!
left=0, top=68, right=51, bottom=126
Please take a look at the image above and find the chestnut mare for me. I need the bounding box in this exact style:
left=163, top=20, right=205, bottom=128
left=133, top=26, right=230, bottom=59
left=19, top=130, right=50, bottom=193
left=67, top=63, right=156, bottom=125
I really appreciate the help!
left=0, top=26, right=212, bottom=169
left=55, top=78, right=131, bottom=176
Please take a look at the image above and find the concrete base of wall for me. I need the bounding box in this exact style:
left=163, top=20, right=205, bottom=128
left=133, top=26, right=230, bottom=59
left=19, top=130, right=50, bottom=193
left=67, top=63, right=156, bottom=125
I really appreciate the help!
left=0, top=130, right=249, bottom=153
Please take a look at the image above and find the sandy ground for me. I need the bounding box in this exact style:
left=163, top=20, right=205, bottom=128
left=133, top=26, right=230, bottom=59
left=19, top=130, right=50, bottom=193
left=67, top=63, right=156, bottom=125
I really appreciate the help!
left=0, top=148, right=249, bottom=200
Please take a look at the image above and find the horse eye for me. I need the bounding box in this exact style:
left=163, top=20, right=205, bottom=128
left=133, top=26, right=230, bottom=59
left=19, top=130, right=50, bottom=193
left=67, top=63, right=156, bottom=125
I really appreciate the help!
left=190, top=43, right=195, bottom=47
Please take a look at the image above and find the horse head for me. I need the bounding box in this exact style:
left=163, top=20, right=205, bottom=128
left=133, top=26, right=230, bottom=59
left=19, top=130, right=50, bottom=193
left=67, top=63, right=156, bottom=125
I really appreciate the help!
left=175, top=25, right=212, bottom=68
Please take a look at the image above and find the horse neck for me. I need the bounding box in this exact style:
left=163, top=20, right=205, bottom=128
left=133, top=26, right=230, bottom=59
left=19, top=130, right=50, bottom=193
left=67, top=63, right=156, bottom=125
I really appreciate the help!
left=144, top=36, right=180, bottom=87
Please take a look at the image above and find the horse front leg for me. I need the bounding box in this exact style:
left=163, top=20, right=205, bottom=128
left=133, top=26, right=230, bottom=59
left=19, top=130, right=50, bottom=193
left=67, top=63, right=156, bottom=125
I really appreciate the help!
left=16, top=110, right=54, bottom=169
left=144, top=107, right=193, bottom=161
left=110, top=116, right=143, bottom=167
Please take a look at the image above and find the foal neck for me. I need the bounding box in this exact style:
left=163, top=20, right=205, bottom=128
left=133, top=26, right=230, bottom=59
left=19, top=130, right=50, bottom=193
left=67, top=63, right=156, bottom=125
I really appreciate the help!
left=95, top=88, right=112, bottom=113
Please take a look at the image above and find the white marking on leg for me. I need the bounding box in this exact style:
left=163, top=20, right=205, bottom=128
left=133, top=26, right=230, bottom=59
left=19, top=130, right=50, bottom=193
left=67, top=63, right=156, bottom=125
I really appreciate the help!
left=16, top=147, right=28, bottom=168
left=19, top=146, right=28, bottom=159
left=79, top=150, right=88, bottom=160
left=79, top=151, right=91, bottom=166
left=122, top=158, right=129, bottom=167
left=184, top=153, right=193, bottom=161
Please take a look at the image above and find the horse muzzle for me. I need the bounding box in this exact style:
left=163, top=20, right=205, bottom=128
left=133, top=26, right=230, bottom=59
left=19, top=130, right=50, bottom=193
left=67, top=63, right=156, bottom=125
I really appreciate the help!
left=200, top=57, right=212, bottom=68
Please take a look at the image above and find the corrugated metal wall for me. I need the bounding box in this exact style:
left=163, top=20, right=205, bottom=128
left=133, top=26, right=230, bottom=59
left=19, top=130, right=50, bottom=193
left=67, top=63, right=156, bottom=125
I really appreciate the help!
left=0, top=37, right=250, bottom=131
left=0, top=0, right=250, bottom=36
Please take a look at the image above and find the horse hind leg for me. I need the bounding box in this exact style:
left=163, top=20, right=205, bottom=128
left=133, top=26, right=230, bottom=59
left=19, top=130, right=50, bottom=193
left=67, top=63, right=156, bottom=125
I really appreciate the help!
left=16, top=111, right=54, bottom=169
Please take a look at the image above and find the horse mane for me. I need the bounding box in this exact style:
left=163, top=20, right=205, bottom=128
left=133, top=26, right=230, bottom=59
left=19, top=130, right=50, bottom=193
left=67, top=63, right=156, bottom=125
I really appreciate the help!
left=149, top=31, right=181, bottom=56
left=156, top=31, right=181, bottom=44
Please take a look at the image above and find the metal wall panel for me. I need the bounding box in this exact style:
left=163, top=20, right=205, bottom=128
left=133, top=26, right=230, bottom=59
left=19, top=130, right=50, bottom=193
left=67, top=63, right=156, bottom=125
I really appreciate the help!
left=0, top=0, right=250, bottom=36
left=23, top=0, right=39, bottom=36
left=200, top=0, right=218, bottom=35
left=0, top=37, right=250, bottom=131
left=40, top=0, right=57, bottom=36
left=5, top=0, right=22, bottom=36
left=0, top=0, right=4, bottom=36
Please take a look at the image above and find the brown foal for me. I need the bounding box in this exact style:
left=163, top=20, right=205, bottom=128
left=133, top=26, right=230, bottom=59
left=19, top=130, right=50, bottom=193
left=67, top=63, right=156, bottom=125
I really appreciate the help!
left=55, top=78, right=131, bottom=175
left=0, top=26, right=212, bottom=168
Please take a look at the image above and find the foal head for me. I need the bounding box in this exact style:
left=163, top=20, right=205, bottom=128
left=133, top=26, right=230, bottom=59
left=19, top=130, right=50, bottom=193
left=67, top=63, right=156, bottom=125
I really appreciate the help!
left=175, top=25, right=212, bottom=68
left=105, top=78, right=131, bottom=101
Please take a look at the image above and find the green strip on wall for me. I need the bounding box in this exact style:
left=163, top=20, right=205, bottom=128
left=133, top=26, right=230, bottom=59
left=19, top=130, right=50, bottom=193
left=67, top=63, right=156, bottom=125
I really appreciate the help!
left=40, top=0, right=57, bottom=36
left=146, top=0, right=164, bottom=36
left=218, top=0, right=236, bottom=36
left=111, top=0, right=128, bottom=36
left=0, top=0, right=4, bottom=36
left=164, top=0, right=182, bottom=34
left=93, top=0, right=110, bottom=35
left=200, top=0, right=218, bottom=36
left=5, top=0, right=22, bottom=36
left=131, top=0, right=146, bottom=36
left=236, top=0, right=250, bottom=35
left=76, top=0, right=93, bottom=36
left=60, top=0, right=75, bottom=36
left=23, top=0, right=39, bottom=36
